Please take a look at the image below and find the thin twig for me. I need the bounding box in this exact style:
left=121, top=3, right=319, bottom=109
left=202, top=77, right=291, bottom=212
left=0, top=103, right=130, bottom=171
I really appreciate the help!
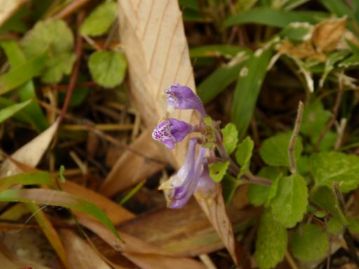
left=285, top=250, right=299, bottom=269
left=59, top=12, right=84, bottom=123
left=53, top=0, right=90, bottom=19
left=288, top=101, right=304, bottom=174
left=335, top=118, right=347, bottom=150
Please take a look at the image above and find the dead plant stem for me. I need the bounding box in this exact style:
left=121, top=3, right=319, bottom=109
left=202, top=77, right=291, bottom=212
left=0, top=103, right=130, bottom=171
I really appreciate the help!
left=288, top=101, right=304, bottom=174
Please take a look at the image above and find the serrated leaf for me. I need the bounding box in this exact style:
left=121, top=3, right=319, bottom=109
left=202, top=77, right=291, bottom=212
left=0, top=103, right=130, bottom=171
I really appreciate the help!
left=0, top=99, right=31, bottom=124
left=290, top=223, right=329, bottom=262
left=259, top=132, right=302, bottom=167
left=248, top=166, right=282, bottom=206
left=310, top=185, right=347, bottom=223
left=88, top=50, right=127, bottom=88
left=21, top=19, right=75, bottom=83
left=235, top=136, right=254, bottom=175
left=221, top=123, right=238, bottom=155
left=310, top=152, right=359, bottom=193
left=270, top=174, right=308, bottom=228
left=255, top=212, right=287, bottom=269
left=209, top=161, right=229, bottom=182
left=80, top=1, right=117, bottom=37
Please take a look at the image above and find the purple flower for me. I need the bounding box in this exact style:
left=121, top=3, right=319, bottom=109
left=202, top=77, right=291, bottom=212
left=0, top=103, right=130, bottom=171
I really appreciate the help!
left=160, top=139, right=215, bottom=208
left=152, top=118, right=193, bottom=149
left=165, top=83, right=206, bottom=116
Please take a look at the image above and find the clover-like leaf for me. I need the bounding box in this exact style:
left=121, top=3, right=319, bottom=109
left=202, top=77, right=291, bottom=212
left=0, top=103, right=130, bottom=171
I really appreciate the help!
left=88, top=50, right=127, bottom=88
left=80, top=0, right=117, bottom=37
left=270, top=174, right=308, bottom=228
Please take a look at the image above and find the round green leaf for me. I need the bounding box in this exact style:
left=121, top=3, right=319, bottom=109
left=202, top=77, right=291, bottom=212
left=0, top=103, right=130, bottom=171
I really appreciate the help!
left=270, top=174, right=308, bottom=228
left=255, top=212, right=288, bottom=269
left=290, top=223, right=329, bottom=262
left=88, top=50, right=127, bottom=88
left=221, top=123, right=238, bottom=155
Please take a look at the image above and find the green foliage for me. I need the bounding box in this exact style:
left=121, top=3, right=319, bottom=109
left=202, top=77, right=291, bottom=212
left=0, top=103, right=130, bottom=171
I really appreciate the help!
left=21, top=19, right=75, bottom=83
left=310, top=152, right=359, bottom=193
left=209, top=161, right=230, bottom=182
left=260, top=132, right=302, bottom=167
left=225, top=7, right=326, bottom=28
left=88, top=50, right=127, bottom=88
left=0, top=99, right=31, bottom=123
left=270, top=174, right=308, bottom=228
left=248, top=166, right=281, bottom=206
left=80, top=0, right=118, bottom=37
left=281, top=22, right=313, bottom=42
left=221, top=123, right=238, bottom=155
left=190, top=45, right=246, bottom=59
left=235, top=136, right=254, bottom=175
left=231, top=47, right=273, bottom=138
left=290, top=223, right=329, bottom=262
left=254, top=212, right=288, bottom=269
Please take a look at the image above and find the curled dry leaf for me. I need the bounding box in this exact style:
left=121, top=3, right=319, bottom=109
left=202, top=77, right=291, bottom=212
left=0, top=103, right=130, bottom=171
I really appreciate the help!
left=116, top=0, right=238, bottom=264
left=312, top=17, right=347, bottom=53
left=0, top=119, right=59, bottom=177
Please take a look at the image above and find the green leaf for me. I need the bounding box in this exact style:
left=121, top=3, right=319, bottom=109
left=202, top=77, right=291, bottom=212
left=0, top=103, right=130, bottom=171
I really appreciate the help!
left=0, top=41, right=48, bottom=131
left=197, top=51, right=250, bottom=103
left=221, top=123, right=238, bottom=155
left=280, top=22, right=313, bottom=42
left=301, top=100, right=331, bottom=141
left=310, top=186, right=347, bottom=223
left=231, top=47, right=273, bottom=138
left=0, top=54, right=47, bottom=95
left=319, top=0, right=354, bottom=18
left=290, top=223, right=329, bottom=262
left=80, top=1, right=117, bottom=37
left=259, top=132, right=302, bottom=167
left=88, top=50, right=127, bottom=88
left=225, top=7, right=327, bottom=28
left=235, top=136, right=254, bottom=175
left=0, top=189, right=120, bottom=240
left=209, top=161, right=230, bottom=182
left=222, top=175, right=241, bottom=203
left=190, top=45, right=246, bottom=58
left=41, top=53, right=76, bottom=83
left=21, top=19, right=75, bottom=83
left=327, top=217, right=344, bottom=235
left=248, top=166, right=282, bottom=206
left=348, top=217, right=359, bottom=235
left=310, top=152, right=359, bottom=193
left=270, top=174, right=308, bottom=228
left=0, top=100, right=31, bottom=124
left=0, top=171, right=54, bottom=192
left=254, top=212, right=287, bottom=269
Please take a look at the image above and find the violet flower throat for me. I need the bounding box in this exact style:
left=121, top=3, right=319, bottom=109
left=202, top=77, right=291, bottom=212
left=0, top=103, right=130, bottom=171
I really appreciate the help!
left=152, top=83, right=215, bottom=209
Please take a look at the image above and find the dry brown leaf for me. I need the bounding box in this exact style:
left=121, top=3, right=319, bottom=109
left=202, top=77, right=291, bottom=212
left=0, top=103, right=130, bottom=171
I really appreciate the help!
left=77, top=214, right=206, bottom=269
left=0, top=119, right=59, bottom=177
left=312, top=17, right=347, bottom=52
left=277, top=40, right=326, bottom=61
left=100, top=130, right=166, bottom=195
left=61, top=181, right=134, bottom=224
left=0, top=250, right=19, bottom=269
left=116, top=0, right=238, bottom=264
left=59, top=229, right=112, bottom=269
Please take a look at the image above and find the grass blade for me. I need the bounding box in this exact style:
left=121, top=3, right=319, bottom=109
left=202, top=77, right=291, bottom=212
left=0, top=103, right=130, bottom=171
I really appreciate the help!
left=231, top=48, right=273, bottom=138
left=0, top=188, right=120, bottom=240
left=0, top=171, right=54, bottom=192
left=225, top=7, right=327, bottom=28
left=0, top=99, right=31, bottom=124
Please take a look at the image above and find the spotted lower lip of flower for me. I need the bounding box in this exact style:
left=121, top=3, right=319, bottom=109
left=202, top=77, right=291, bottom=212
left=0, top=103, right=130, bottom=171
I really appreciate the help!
left=159, top=139, right=208, bottom=208
left=165, top=83, right=206, bottom=116
left=152, top=118, right=193, bottom=149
